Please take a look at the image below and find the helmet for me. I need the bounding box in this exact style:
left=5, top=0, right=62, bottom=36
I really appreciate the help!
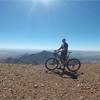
left=62, top=38, right=66, bottom=42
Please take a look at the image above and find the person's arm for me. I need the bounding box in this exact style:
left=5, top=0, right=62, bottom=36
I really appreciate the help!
left=56, top=45, right=63, bottom=52
left=57, top=45, right=62, bottom=51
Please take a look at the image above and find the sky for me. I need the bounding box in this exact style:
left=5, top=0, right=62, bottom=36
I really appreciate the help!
left=0, top=0, right=100, bottom=51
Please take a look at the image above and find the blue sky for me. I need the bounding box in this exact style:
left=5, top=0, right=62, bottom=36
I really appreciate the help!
left=0, top=0, right=100, bottom=51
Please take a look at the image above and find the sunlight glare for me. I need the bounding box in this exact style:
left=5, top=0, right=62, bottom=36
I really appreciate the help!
left=33, top=0, right=56, bottom=6
left=29, top=0, right=58, bottom=16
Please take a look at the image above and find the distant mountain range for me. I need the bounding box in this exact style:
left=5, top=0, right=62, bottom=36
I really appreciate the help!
left=4, top=51, right=53, bottom=64
left=0, top=49, right=41, bottom=58
left=0, top=50, right=100, bottom=64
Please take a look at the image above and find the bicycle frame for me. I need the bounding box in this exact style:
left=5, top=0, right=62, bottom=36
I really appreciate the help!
left=66, top=52, right=72, bottom=61
left=53, top=51, right=72, bottom=62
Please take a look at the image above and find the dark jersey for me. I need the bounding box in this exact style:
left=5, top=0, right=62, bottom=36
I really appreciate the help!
left=60, top=42, right=68, bottom=62
left=61, top=42, right=68, bottom=53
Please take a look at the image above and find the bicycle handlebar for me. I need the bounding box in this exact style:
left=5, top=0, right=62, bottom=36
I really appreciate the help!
left=68, top=52, right=72, bottom=54
left=54, top=51, right=72, bottom=54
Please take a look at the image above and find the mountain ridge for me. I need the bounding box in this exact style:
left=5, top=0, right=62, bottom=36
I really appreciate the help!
left=0, top=50, right=100, bottom=64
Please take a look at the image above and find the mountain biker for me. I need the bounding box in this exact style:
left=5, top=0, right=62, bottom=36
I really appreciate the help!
left=55, top=38, right=68, bottom=64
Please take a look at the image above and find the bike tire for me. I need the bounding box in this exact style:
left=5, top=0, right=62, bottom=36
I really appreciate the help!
left=67, top=58, right=81, bottom=72
left=45, top=58, right=59, bottom=70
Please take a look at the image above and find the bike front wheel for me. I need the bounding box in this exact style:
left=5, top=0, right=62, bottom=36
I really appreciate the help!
left=45, top=58, right=59, bottom=70
left=67, top=58, right=81, bottom=72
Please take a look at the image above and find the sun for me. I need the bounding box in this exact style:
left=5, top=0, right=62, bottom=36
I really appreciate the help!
left=29, top=0, right=57, bottom=16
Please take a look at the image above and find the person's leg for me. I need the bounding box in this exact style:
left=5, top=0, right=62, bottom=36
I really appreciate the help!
left=60, top=52, right=66, bottom=71
left=60, top=52, right=64, bottom=64
left=62, top=52, right=67, bottom=63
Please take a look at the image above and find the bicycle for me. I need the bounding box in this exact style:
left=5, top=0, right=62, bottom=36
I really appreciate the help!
left=45, top=51, right=81, bottom=72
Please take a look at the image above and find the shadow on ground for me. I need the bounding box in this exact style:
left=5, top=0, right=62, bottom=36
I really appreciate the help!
left=46, top=69, right=82, bottom=80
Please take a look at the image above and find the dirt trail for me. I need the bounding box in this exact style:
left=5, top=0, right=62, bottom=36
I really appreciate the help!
left=0, top=64, right=100, bottom=100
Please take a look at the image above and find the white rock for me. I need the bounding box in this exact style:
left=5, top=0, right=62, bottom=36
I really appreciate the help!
left=79, top=96, right=84, bottom=100
left=34, top=84, right=38, bottom=88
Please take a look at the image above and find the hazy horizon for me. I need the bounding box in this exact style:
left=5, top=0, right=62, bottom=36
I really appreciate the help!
left=0, top=49, right=100, bottom=64
left=0, top=48, right=100, bottom=52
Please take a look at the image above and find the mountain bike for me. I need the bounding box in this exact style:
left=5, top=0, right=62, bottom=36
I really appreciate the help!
left=45, top=51, right=81, bottom=72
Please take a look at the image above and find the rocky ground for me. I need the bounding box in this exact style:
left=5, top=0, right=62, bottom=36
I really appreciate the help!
left=0, top=64, right=100, bottom=100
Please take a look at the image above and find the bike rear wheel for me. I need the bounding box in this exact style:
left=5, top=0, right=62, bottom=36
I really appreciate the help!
left=45, top=58, right=59, bottom=70
left=67, top=58, right=81, bottom=72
